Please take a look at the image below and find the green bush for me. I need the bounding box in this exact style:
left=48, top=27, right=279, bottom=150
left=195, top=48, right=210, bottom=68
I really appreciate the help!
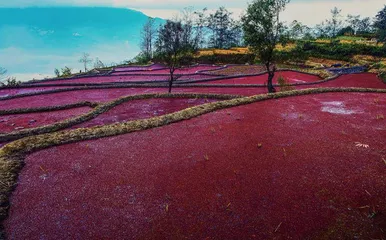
left=61, top=67, right=72, bottom=77
left=296, top=41, right=386, bottom=62
left=133, top=52, right=151, bottom=65
left=378, top=71, right=386, bottom=83
left=1, top=77, right=21, bottom=88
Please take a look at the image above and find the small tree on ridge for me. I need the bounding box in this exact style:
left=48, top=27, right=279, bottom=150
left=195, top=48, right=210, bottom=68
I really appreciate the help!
left=242, top=0, right=290, bottom=93
left=79, top=52, right=93, bottom=72
left=155, top=20, right=193, bottom=93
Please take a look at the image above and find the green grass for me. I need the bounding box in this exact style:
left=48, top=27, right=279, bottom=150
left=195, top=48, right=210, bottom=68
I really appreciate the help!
left=336, top=36, right=367, bottom=41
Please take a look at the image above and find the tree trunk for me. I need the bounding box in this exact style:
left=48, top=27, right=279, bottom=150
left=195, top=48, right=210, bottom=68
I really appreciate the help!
left=168, top=70, right=174, bottom=93
left=265, top=63, right=276, bottom=93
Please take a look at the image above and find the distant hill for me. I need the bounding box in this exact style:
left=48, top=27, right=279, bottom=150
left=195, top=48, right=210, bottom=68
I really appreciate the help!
left=0, top=7, right=164, bottom=80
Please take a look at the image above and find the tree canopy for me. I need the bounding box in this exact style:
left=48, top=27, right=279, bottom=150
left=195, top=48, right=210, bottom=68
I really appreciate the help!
left=242, top=0, right=290, bottom=93
left=155, top=20, right=193, bottom=93
left=374, top=5, right=386, bottom=42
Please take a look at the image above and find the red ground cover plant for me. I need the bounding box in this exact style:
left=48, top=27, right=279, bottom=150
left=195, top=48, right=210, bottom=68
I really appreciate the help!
left=299, top=73, right=386, bottom=89
left=0, top=107, right=91, bottom=134
left=202, top=71, right=322, bottom=85
left=203, top=65, right=266, bottom=76
left=0, top=86, right=71, bottom=97
left=114, top=64, right=166, bottom=72
left=72, top=98, right=217, bottom=129
left=117, top=65, right=223, bottom=75
left=0, top=87, right=266, bottom=110
left=4, top=92, right=385, bottom=239
left=34, top=75, right=171, bottom=85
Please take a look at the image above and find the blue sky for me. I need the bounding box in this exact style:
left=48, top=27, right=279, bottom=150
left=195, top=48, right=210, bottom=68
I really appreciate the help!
left=1, top=0, right=385, bottom=25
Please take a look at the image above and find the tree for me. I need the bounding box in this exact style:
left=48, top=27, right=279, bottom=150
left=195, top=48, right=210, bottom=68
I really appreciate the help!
left=208, top=7, right=239, bottom=48
left=326, top=7, right=343, bottom=38
left=242, top=0, right=290, bottom=93
left=289, top=20, right=310, bottom=40
left=94, top=58, right=105, bottom=69
left=61, top=67, right=72, bottom=77
left=79, top=52, right=92, bottom=72
left=54, top=68, right=60, bottom=77
left=374, top=5, right=386, bottom=42
left=314, top=21, right=330, bottom=38
left=180, top=7, right=196, bottom=51
left=140, top=17, right=157, bottom=60
left=346, top=14, right=361, bottom=35
left=155, top=20, right=193, bottom=93
left=357, top=17, right=372, bottom=35
left=346, top=15, right=372, bottom=35
left=193, top=8, right=209, bottom=48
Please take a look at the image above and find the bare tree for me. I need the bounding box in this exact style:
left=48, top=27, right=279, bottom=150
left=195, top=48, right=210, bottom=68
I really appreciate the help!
left=346, top=14, right=361, bottom=35
left=140, top=17, right=157, bottom=60
left=180, top=7, right=196, bottom=51
left=94, top=57, right=105, bottom=69
left=208, top=7, right=237, bottom=48
left=327, top=7, right=343, bottom=38
left=79, top=52, right=93, bottom=72
left=193, top=8, right=209, bottom=49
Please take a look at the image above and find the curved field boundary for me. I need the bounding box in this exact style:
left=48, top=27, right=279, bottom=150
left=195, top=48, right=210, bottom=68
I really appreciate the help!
left=19, top=67, right=322, bottom=86
left=177, top=69, right=325, bottom=84
left=0, top=93, right=242, bottom=143
left=2, top=71, right=384, bottom=102
left=111, top=64, right=225, bottom=74
left=197, top=64, right=262, bottom=75
left=113, top=63, right=168, bottom=72
left=30, top=69, right=324, bottom=85
left=22, top=64, right=225, bottom=84
left=0, top=101, right=98, bottom=116
left=0, top=88, right=385, bottom=238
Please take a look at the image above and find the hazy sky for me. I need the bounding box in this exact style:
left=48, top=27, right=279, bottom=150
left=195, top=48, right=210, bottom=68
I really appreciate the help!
left=1, top=0, right=385, bottom=26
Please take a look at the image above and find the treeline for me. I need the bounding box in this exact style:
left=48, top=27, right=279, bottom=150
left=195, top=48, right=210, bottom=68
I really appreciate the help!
left=137, top=7, right=244, bottom=63
left=138, top=1, right=386, bottom=93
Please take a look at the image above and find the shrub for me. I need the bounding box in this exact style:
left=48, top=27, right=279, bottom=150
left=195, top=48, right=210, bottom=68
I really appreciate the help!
left=277, top=75, right=295, bottom=92
left=295, top=41, right=386, bottom=62
left=1, top=77, right=21, bottom=88
left=133, top=52, right=151, bottom=65
left=61, top=67, right=72, bottom=77
left=54, top=68, right=60, bottom=77
left=378, top=71, right=386, bottom=83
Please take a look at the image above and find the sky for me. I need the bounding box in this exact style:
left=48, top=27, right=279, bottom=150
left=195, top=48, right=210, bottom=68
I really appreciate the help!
left=1, top=0, right=385, bottom=81
left=0, top=0, right=385, bottom=26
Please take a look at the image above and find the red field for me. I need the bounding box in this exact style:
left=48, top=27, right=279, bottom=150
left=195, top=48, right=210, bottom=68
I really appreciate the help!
left=0, top=65, right=385, bottom=239
left=113, top=65, right=223, bottom=75
left=0, top=107, right=91, bottom=134
left=4, top=92, right=385, bottom=239
left=72, top=98, right=217, bottom=129
left=202, top=71, right=322, bottom=84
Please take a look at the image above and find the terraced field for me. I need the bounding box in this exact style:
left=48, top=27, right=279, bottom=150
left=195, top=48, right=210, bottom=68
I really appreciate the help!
left=0, top=64, right=385, bottom=239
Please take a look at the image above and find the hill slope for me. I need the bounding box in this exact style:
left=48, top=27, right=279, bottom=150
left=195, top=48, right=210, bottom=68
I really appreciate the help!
left=0, top=7, right=163, bottom=80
